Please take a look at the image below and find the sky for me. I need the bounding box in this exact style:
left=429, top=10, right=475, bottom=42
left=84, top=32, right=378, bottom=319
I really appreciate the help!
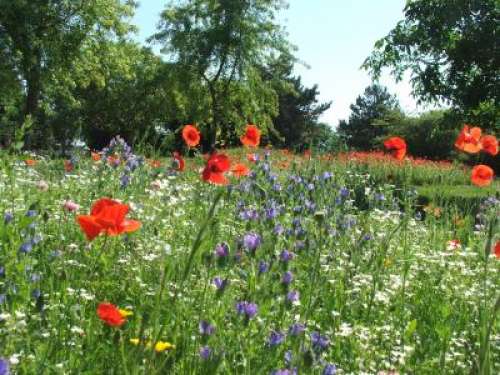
left=132, top=0, right=429, bottom=126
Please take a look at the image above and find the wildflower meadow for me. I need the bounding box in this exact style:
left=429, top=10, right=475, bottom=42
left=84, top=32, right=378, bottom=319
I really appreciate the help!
left=0, top=124, right=498, bottom=375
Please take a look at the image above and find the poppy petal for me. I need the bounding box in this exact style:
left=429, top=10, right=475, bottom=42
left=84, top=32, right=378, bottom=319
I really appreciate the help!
left=77, top=215, right=103, bottom=241
left=121, top=220, right=141, bottom=233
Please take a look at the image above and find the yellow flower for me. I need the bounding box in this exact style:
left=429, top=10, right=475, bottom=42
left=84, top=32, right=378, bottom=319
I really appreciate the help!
left=119, top=309, right=133, bottom=318
left=154, top=341, right=175, bottom=352
left=129, top=338, right=140, bottom=346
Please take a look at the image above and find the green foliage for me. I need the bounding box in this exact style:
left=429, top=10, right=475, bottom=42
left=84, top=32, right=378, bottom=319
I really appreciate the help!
left=337, top=84, right=401, bottom=149
left=0, top=0, right=137, bottom=147
left=264, top=55, right=332, bottom=150
left=386, top=110, right=461, bottom=160
left=152, top=0, right=293, bottom=149
left=417, top=184, right=499, bottom=214
left=363, top=0, right=499, bottom=128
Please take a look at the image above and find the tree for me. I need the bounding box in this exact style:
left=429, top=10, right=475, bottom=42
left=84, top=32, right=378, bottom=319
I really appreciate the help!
left=337, top=84, right=400, bottom=149
left=263, top=55, right=332, bottom=150
left=152, top=0, right=293, bottom=150
left=0, top=0, right=137, bottom=145
left=47, top=41, right=181, bottom=150
left=363, top=0, right=499, bottom=129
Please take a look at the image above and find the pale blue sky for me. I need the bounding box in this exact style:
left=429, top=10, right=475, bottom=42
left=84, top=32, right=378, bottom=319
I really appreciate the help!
left=133, top=1, right=428, bottom=126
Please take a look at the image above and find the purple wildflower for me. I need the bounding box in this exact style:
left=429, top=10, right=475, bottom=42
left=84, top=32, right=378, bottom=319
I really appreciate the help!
left=199, top=320, right=215, bottom=336
left=19, top=241, right=33, bottom=254
left=3, top=212, right=13, bottom=224
left=26, top=210, right=37, bottom=217
left=274, top=224, right=285, bottom=235
left=310, top=331, right=330, bottom=351
left=286, top=290, right=300, bottom=303
left=120, top=174, right=130, bottom=188
left=282, top=271, right=294, bottom=285
left=0, top=358, right=9, bottom=375
left=280, top=249, right=294, bottom=262
left=240, top=209, right=259, bottom=221
left=199, top=346, right=212, bottom=360
left=284, top=350, right=292, bottom=365
left=258, top=261, right=269, bottom=274
left=288, top=323, right=305, bottom=336
left=322, top=171, right=333, bottom=180
left=339, top=187, right=349, bottom=197
left=268, top=331, right=285, bottom=347
left=212, top=277, right=228, bottom=291
left=214, top=242, right=229, bottom=258
left=235, top=301, right=258, bottom=319
left=323, top=364, right=337, bottom=375
left=243, top=232, right=262, bottom=252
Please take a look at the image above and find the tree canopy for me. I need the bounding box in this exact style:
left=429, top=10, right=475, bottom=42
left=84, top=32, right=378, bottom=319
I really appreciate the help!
left=151, top=0, right=293, bottom=150
left=363, top=0, right=499, bottom=129
left=337, top=84, right=400, bottom=150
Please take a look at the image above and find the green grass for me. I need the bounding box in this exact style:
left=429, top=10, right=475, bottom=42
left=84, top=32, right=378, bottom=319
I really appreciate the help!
left=0, top=147, right=498, bottom=374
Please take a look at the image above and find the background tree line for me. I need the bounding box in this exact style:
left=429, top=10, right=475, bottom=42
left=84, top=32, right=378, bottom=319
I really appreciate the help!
left=0, top=0, right=331, bottom=153
left=0, top=0, right=497, bottom=159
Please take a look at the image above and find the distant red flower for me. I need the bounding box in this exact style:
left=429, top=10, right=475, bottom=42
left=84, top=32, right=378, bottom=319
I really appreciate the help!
left=107, top=155, right=120, bottom=166
left=455, top=125, right=482, bottom=154
left=148, top=159, right=162, bottom=168
left=64, top=160, right=74, bottom=172
left=303, top=149, right=312, bottom=159
left=480, top=135, right=498, bottom=156
left=97, top=303, right=125, bottom=327
left=384, top=137, right=407, bottom=160
left=77, top=198, right=141, bottom=241
left=232, top=163, right=250, bottom=177
left=173, top=151, right=185, bottom=171
left=494, top=241, right=500, bottom=259
left=182, top=125, right=201, bottom=148
left=470, top=165, right=494, bottom=187
left=91, top=152, right=101, bottom=162
left=202, top=153, right=231, bottom=185
left=247, top=153, right=258, bottom=163
left=25, top=159, right=37, bottom=166
left=240, top=125, right=261, bottom=148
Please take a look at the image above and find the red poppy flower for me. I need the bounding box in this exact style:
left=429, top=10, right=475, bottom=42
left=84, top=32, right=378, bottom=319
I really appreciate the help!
left=77, top=198, right=141, bottom=241
left=494, top=241, right=500, bottom=259
left=384, top=137, right=407, bottom=160
left=455, top=125, right=482, bottom=154
left=64, top=160, right=74, bottom=172
left=182, top=125, right=201, bottom=148
left=470, top=164, right=494, bottom=187
left=240, top=125, right=261, bottom=148
left=202, top=153, right=231, bottom=185
left=232, top=163, right=250, bottom=177
left=173, top=151, right=185, bottom=171
left=480, top=135, right=498, bottom=156
left=91, top=152, right=101, bottom=162
left=97, top=303, right=126, bottom=327
left=25, top=159, right=37, bottom=166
